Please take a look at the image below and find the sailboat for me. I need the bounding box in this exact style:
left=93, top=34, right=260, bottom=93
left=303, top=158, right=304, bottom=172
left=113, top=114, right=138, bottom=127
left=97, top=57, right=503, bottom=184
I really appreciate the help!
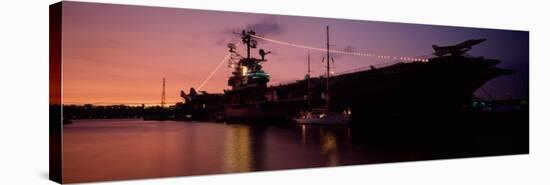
left=294, top=26, right=350, bottom=125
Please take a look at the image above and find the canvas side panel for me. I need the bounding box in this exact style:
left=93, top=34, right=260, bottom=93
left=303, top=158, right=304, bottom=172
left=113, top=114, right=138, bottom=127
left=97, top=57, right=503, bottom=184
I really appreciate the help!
left=49, top=2, right=62, bottom=184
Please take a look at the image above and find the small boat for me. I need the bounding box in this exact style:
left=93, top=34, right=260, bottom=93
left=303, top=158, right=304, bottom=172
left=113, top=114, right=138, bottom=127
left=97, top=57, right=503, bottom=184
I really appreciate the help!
left=293, top=26, right=350, bottom=125
left=294, top=110, right=349, bottom=124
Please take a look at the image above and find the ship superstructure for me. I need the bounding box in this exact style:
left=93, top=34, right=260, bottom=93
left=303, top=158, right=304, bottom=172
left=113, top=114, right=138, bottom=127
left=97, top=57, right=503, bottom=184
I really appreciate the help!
left=179, top=28, right=515, bottom=123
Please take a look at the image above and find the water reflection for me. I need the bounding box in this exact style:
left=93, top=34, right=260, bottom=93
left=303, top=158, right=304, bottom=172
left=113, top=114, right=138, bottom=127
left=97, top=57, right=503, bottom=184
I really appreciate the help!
left=319, top=128, right=339, bottom=166
left=301, top=125, right=307, bottom=144
left=299, top=125, right=352, bottom=166
left=223, top=125, right=252, bottom=172
left=62, top=112, right=528, bottom=183
left=62, top=120, right=385, bottom=183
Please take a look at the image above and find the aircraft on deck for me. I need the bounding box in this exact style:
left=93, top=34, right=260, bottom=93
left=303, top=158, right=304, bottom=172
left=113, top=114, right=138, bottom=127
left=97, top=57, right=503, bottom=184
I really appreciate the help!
left=432, top=39, right=487, bottom=57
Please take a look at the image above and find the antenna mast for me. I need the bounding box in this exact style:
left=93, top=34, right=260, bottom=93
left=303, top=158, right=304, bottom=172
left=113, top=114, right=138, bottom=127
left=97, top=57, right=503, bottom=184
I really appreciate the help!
left=307, top=53, right=311, bottom=109
left=161, top=78, right=166, bottom=108
left=308, top=53, right=311, bottom=77
left=325, top=26, right=331, bottom=111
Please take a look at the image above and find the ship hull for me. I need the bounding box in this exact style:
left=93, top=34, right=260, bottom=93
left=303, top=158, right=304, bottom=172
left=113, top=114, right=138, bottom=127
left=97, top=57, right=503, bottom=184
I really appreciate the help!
left=221, top=56, right=514, bottom=123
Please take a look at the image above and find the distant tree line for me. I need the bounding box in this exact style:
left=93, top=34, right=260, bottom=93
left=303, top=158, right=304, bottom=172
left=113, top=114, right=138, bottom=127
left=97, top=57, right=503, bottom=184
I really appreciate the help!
left=62, top=104, right=184, bottom=119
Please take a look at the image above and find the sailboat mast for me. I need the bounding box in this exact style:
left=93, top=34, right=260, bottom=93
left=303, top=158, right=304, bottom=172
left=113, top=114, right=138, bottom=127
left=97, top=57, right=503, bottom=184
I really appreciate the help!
left=308, top=53, right=311, bottom=77
left=325, top=26, right=330, bottom=111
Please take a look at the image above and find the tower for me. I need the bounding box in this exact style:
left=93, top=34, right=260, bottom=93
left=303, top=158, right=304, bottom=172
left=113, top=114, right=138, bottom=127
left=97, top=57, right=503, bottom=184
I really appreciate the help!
left=161, top=78, right=166, bottom=108
left=227, top=30, right=270, bottom=90
left=325, top=26, right=331, bottom=111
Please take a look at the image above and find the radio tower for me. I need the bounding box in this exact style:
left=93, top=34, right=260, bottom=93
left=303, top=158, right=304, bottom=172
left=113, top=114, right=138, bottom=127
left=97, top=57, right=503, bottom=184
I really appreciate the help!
left=161, top=78, right=166, bottom=108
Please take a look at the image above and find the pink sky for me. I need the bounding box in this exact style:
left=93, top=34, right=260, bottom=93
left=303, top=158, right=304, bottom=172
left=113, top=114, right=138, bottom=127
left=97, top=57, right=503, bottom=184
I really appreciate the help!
left=61, top=2, right=528, bottom=105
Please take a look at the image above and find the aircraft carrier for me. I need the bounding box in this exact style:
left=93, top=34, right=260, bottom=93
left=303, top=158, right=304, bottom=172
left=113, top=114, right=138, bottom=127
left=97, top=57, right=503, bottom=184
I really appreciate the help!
left=178, top=28, right=515, bottom=124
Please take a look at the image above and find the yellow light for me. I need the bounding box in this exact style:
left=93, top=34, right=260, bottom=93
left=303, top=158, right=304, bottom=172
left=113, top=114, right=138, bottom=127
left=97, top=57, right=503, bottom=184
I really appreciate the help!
left=241, top=66, right=248, bottom=76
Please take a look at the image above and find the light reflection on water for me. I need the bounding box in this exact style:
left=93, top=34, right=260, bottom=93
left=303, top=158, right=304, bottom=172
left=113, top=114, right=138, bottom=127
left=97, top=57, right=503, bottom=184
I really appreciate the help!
left=319, top=128, right=339, bottom=166
left=62, top=119, right=379, bottom=183
left=223, top=125, right=252, bottom=173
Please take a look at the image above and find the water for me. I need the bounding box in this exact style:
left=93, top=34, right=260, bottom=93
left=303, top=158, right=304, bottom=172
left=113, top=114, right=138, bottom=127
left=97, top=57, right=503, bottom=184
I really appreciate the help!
left=62, top=117, right=527, bottom=183
left=62, top=119, right=395, bottom=183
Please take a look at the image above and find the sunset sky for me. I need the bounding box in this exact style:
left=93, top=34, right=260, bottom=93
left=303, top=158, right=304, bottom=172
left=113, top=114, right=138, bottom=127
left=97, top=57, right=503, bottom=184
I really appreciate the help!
left=61, top=1, right=528, bottom=105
